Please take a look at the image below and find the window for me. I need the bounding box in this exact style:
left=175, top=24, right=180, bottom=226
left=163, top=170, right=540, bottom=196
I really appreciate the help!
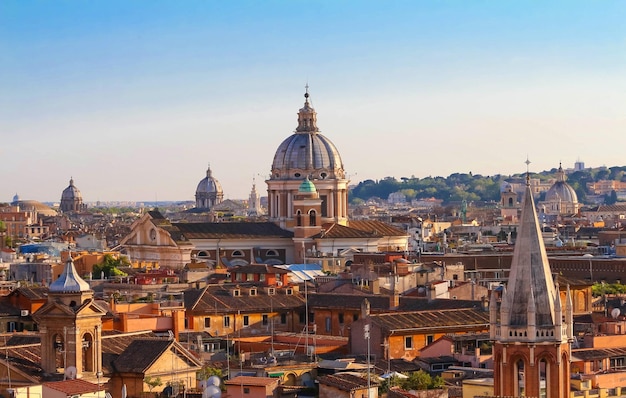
left=299, top=311, right=306, bottom=324
left=247, top=273, right=254, bottom=281
left=262, top=314, right=269, bottom=326
left=243, top=315, right=249, bottom=327
left=281, top=313, right=287, bottom=324
left=232, top=250, right=244, bottom=257
left=204, top=317, right=211, bottom=328
left=405, top=336, right=413, bottom=350
left=259, top=274, right=266, bottom=282
left=427, top=335, right=434, bottom=345
left=224, top=316, right=231, bottom=328
left=309, top=210, right=317, bottom=226
left=236, top=273, right=243, bottom=281
left=338, top=313, right=344, bottom=324
left=243, top=388, right=250, bottom=394
left=297, top=210, right=302, bottom=227
left=266, top=250, right=278, bottom=257
left=325, top=317, right=331, bottom=332
left=452, top=274, right=458, bottom=280
left=353, top=313, right=359, bottom=321
left=268, top=288, right=275, bottom=295
left=249, top=288, right=257, bottom=296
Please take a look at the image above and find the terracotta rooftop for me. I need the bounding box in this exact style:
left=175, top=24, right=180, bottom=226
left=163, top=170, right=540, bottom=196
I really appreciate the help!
left=112, top=338, right=201, bottom=373
left=174, top=222, right=294, bottom=239
left=44, top=379, right=102, bottom=394
left=318, top=373, right=378, bottom=391
left=226, top=376, right=279, bottom=386
left=371, top=307, right=490, bottom=332
left=348, top=220, right=408, bottom=237
left=185, top=285, right=306, bottom=313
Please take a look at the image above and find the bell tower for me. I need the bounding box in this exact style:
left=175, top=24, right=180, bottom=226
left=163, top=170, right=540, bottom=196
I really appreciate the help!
left=33, top=254, right=107, bottom=379
left=491, top=171, right=573, bottom=398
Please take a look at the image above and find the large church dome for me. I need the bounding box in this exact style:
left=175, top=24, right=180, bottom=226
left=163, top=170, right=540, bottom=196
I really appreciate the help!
left=196, top=165, right=223, bottom=195
left=271, top=89, right=345, bottom=180
left=545, top=164, right=578, bottom=203
left=195, top=164, right=224, bottom=210
left=61, top=178, right=82, bottom=201
left=60, top=177, right=85, bottom=213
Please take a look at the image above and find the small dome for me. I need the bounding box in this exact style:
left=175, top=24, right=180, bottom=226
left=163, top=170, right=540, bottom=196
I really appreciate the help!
left=61, top=178, right=82, bottom=201
left=298, top=177, right=317, bottom=193
left=196, top=165, right=223, bottom=195
left=271, top=89, right=344, bottom=180
left=49, top=255, right=91, bottom=293
left=545, top=164, right=578, bottom=204
left=12, top=193, right=19, bottom=203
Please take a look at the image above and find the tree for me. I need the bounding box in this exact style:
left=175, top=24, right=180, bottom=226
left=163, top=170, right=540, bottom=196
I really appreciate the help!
left=92, top=254, right=129, bottom=279
left=399, top=370, right=444, bottom=390
left=144, top=376, right=163, bottom=394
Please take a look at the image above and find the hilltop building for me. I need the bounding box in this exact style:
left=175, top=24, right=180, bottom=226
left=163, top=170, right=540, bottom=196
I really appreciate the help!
left=539, top=163, right=580, bottom=217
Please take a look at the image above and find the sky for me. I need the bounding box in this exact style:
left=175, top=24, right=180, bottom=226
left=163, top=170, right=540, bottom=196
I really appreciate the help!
left=1, top=1, right=625, bottom=203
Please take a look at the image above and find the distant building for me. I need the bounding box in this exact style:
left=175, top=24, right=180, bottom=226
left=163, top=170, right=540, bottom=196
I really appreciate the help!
left=539, top=163, right=579, bottom=216
left=195, top=164, right=224, bottom=211
left=60, top=177, right=86, bottom=213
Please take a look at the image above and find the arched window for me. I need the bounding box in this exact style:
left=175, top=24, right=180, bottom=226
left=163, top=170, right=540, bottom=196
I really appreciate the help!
left=82, top=333, right=94, bottom=372
left=296, top=210, right=302, bottom=226
left=539, top=358, right=549, bottom=398
left=309, top=210, right=316, bottom=226
left=232, top=250, right=244, bottom=257
left=197, top=251, right=210, bottom=258
left=508, top=197, right=514, bottom=206
left=516, top=359, right=525, bottom=397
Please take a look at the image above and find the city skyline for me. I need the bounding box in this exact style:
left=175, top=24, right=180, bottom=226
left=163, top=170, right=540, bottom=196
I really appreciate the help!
left=2, top=1, right=625, bottom=202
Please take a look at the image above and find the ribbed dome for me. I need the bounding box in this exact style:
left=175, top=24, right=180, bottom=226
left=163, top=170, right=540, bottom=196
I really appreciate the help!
left=49, top=255, right=91, bottom=293
left=545, top=164, right=578, bottom=203
left=196, top=165, right=223, bottom=195
left=61, top=178, right=82, bottom=201
left=271, top=89, right=344, bottom=180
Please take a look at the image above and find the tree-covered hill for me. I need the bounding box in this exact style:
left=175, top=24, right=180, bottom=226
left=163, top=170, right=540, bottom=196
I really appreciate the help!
left=349, top=166, right=626, bottom=205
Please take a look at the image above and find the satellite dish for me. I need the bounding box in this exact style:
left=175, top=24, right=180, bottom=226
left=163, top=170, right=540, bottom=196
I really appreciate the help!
left=611, top=308, right=621, bottom=319
left=203, top=385, right=221, bottom=398
left=64, top=366, right=77, bottom=380
left=207, top=375, right=221, bottom=386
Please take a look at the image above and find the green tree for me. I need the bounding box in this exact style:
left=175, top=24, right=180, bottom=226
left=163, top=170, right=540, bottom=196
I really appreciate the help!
left=144, top=376, right=163, bottom=394
left=92, top=254, right=129, bottom=279
left=399, top=370, right=444, bottom=390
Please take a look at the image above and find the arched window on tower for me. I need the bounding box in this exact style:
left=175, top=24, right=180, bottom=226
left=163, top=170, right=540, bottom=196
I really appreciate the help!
left=508, top=197, right=514, bottom=207
left=296, top=210, right=302, bottom=226
left=539, top=358, right=549, bottom=398
left=516, top=359, right=525, bottom=397
left=309, top=210, right=317, bottom=226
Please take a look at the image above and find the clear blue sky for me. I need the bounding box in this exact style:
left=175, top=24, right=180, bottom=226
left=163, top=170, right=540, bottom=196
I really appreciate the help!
left=1, top=1, right=625, bottom=202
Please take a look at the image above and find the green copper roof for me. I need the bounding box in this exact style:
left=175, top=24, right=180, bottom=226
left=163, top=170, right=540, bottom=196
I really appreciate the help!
left=299, top=177, right=317, bottom=193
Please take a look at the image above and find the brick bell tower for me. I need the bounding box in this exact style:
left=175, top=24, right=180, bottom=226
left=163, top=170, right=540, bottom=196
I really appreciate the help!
left=490, top=172, right=573, bottom=398
left=33, top=253, right=107, bottom=380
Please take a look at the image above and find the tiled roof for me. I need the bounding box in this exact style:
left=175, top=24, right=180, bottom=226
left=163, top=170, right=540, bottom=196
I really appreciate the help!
left=112, top=338, right=202, bottom=374
left=44, top=379, right=102, bottom=394
left=174, top=222, right=294, bottom=239
left=11, top=286, right=49, bottom=300
left=230, top=264, right=289, bottom=274
left=348, top=220, right=408, bottom=237
left=311, top=223, right=379, bottom=239
left=572, top=347, right=626, bottom=361
left=308, top=293, right=484, bottom=313
left=318, top=373, right=378, bottom=391
left=112, top=338, right=173, bottom=373
left=226, top=376, right=279, bottom=386
left=371, top=307, right=490, bottom=332
left=185, top=285, right=306, bottom=313
left=101, top=330, right=156, bottom=374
